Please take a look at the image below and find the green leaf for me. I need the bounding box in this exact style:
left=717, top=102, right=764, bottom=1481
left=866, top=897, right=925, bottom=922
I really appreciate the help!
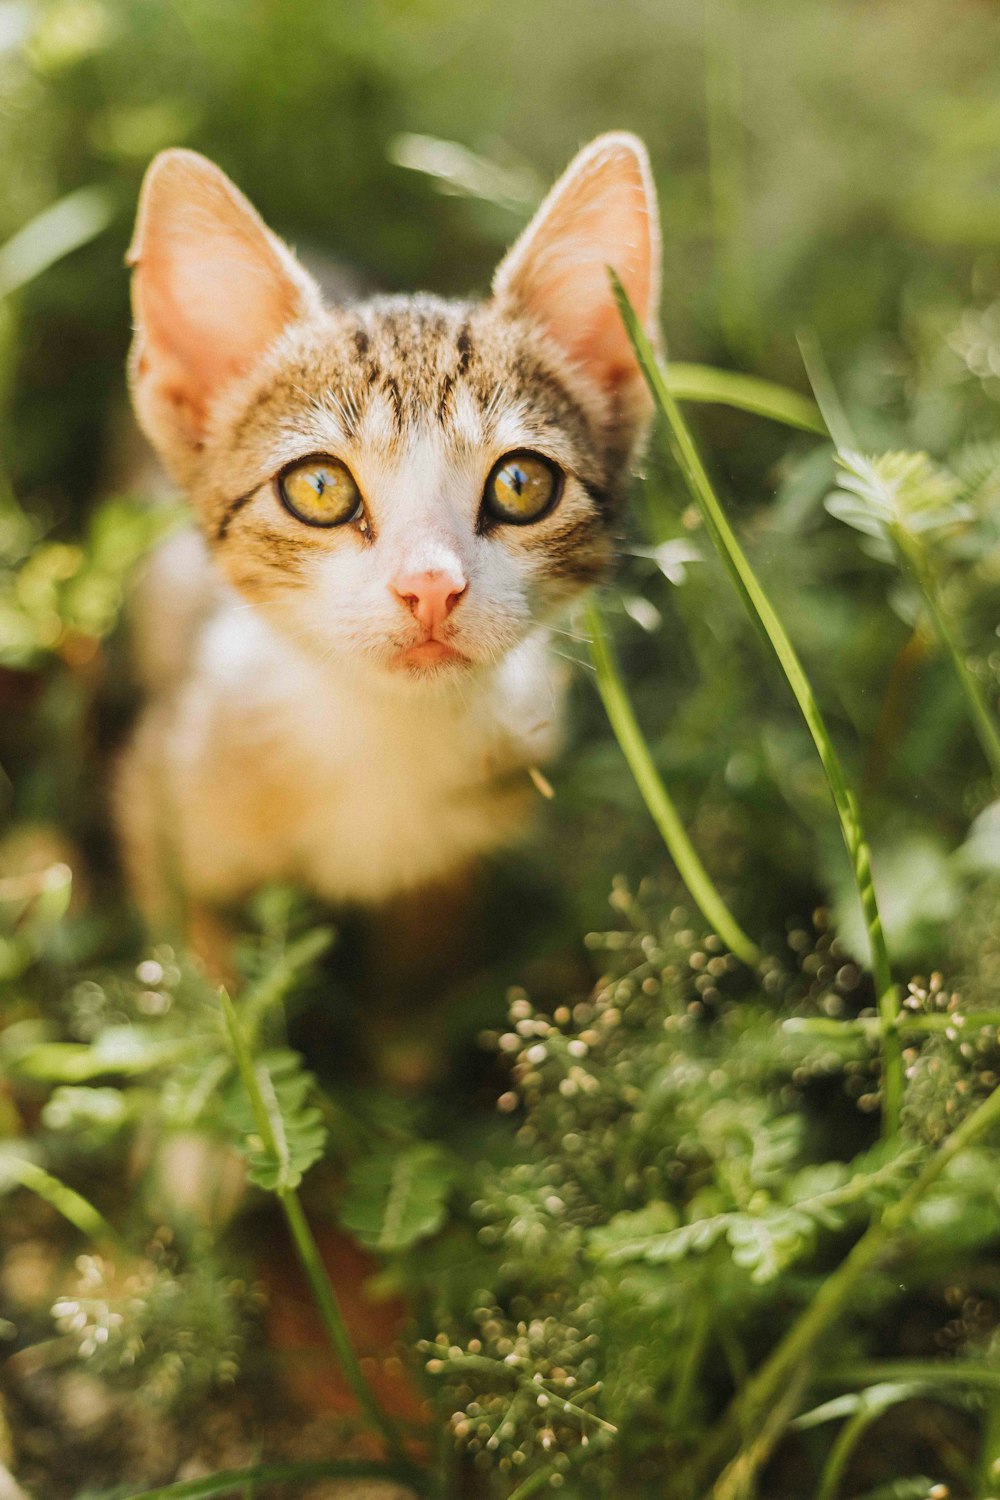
left=608, top=271, right=900, bottom=1130
left=794, top=1382, right=947, bottom=1432
left=86, top=1457, right=424, bottom=1500
left=0, top=1143, right=117, bottom=1243
left=665, top=362, right=826, bottom=434
left=42, top=1085, right=130, bottom=1137
left=826, top=450, right=969, bottom=540
left=223, top=1047, right=326, bottom=1194
left=6, top=1026, right=194, bottom=1082
left=340, top=1142, right=459, bottom=1253
left=587, top=1201, right=680, bottom=1259
left=0, top=185, right=115, bottom=299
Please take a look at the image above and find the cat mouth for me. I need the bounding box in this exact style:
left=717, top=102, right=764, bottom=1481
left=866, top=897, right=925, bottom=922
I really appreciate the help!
left=393, top=639, right=470, bottom=672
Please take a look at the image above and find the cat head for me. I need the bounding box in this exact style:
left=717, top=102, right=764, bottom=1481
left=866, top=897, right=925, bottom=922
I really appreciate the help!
left=127, top=133, right=660, bottom=683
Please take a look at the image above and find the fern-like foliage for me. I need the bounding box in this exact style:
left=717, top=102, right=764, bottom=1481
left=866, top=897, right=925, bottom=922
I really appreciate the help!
left=590, top=1144, right=919, bottom=1284
left=826, top=450, right=969, bottom=540
left=222, top=1042, right=327, bottom=1195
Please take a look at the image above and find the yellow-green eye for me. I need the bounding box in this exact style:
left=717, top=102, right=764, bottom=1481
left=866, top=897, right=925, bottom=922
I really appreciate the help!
left=483, top=451, right=562, bottom=526
left=278, top=456, right=363, bottom=528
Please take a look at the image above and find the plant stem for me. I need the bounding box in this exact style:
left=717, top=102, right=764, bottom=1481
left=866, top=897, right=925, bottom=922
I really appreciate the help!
left=668, top=1294, right=713, bottom=1430
left=975, top=1392, right=1000, bottom=1500
left=218, top=989, right=413, bottom=1474
left=278, top=1191, right=414, bottom=1464
left=506, top=1437, right=605, bottom=1500
left=814, top=1401, right=892, bottom=1500
left=610, top=273, right=901, bottom=1133
left=787, top=1011, right=1000, bottom=1039
left=2, top=1156, right=119, bottom=1246
left=428, top=1351, right=617, bottom=1435
left=585, top=598, right=759, bottom=966
left=891, top=526, right=1000, bottom=785
left=825, top=1361, right=1000, bottom=1392
left=796, top=330, right=855, bottom=452
left=119, top=1459, right=426, bottom=1500
left=687, top=1078, right=1000, bottom=1490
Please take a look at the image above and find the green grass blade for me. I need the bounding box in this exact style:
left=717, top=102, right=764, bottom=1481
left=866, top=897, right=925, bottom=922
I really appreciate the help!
left=585, top=597, right=759, bottom=966
left=217, top=990, right=414, bottom=1474
left=891, top=525, right=1000, bottom=785
left=107, top=1458, right=427, bottom=1500
left=666, top=362, right=825, bottom=434
left=688, top=1075, right=1000, bottom=1490
left=796, top=330, right=856, bottom=450
left=0, top=186, right=115, bottom=300
left=609, top=271, right=901, bottom=1133
left=0, top=1154, right=118, bottom=1246
left=800, top=331, right=1000, bottom=788
left=824, top=1361, right=1000, bottom=1393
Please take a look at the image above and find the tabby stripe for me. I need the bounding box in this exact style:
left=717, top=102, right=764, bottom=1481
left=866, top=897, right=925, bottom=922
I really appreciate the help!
left=215, top=485, right=262, bottom=541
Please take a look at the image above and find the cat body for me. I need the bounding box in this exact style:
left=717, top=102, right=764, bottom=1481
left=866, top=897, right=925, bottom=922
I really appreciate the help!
left=119, top=525, right=563, bottom=912
left=116, top=135, right=661, bottom=925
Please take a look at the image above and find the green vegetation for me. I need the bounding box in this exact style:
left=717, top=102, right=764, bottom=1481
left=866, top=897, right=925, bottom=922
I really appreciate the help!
left=5, top=2, right=1000, bottom=1496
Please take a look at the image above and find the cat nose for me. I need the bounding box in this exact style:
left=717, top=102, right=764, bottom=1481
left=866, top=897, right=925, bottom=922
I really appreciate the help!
left=391, top=568, right=468, bottom=632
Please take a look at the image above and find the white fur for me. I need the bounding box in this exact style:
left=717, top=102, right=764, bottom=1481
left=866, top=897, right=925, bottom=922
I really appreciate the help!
left=148, top=562, right=565, bottom=906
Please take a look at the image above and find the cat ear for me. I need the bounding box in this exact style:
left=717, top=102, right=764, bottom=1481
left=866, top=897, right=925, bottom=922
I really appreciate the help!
left=493, top=132, right=660, bottom=418
left=128, top=148, right=321, bottom=464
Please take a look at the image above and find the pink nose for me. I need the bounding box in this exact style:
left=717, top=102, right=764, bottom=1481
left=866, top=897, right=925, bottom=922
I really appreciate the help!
left=391, top=569, right=467, bottom=632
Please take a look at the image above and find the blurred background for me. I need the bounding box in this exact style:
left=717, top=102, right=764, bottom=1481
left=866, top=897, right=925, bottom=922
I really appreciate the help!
left=3, top=0, right=1000, bottom=495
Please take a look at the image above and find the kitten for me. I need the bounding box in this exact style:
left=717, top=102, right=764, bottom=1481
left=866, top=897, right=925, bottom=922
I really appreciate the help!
left=114, top=133, right=661, bottom=932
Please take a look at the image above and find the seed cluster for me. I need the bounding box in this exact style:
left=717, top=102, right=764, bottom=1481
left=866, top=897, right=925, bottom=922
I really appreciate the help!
left=51, top=1233, right=264, bottom=1406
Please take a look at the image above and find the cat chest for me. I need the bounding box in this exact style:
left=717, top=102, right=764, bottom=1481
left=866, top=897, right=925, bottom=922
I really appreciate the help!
left=287, top=696, right=522, bottom=901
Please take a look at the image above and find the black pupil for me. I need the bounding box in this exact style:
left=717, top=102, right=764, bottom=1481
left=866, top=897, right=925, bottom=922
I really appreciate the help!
left=508, top=465, right=526, bottom=495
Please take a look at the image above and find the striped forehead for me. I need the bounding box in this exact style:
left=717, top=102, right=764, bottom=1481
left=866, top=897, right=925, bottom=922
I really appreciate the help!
left=238, top=300, right=595, bottom=481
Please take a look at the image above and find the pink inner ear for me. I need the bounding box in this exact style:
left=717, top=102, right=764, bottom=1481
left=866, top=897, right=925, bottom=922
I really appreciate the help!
left=495, top=138, right=659, bottom=397
left=131, top=152, right=307, bottom=425
left=139, top=234, right=299, bottom=406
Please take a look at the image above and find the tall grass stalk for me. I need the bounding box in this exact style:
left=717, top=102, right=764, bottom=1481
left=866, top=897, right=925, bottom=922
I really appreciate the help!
left=890, top=524, right=1000, bottom=785
left=610, top=274, right=902, bottom=1132
left=799, top=331, right=1000, bottom=786
left=687, top=1077, right=1000, bottom=1490
left=0, top=186, right=115, bottom=301
left=0, top=1155, right=119, bottom=1246
left=119, top=1459, right=420, bottom=1500
left=585, top=598, right=759, bottom=966
left=217, top=989, right=416, bottom=1480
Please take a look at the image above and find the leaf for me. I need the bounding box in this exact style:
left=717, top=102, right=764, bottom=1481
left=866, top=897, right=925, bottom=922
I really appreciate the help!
left=340, top=1143, right=459, bottom=1253
left=239, top=925, right=335, bottom=1042
left=591, top=1211, right=731, bottom=1267
left=793, top=1382, right=947, bottom=1432
left=6, top=1026, right=194, bottom=1082
left=42, top=1085, right=130, bottom=1136
left=223, top=1047, right=326, bottom=1194
left=587, top=1201, right=680, bottom=1260
left=0, top=1143, right=117, bottom=1243
left=591, top=1143, right=918, bottom=1280
left=826, top=450, right=969, bottom=541
left=0, top=185, right=115, bottom=299
left=727, top=1207, right=816, bottom=1284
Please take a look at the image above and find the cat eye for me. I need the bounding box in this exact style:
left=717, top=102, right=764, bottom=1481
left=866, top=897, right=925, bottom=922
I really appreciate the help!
left=482, top=451, right=563, bottom=526
left=278, top=456, right=364, bottom=528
